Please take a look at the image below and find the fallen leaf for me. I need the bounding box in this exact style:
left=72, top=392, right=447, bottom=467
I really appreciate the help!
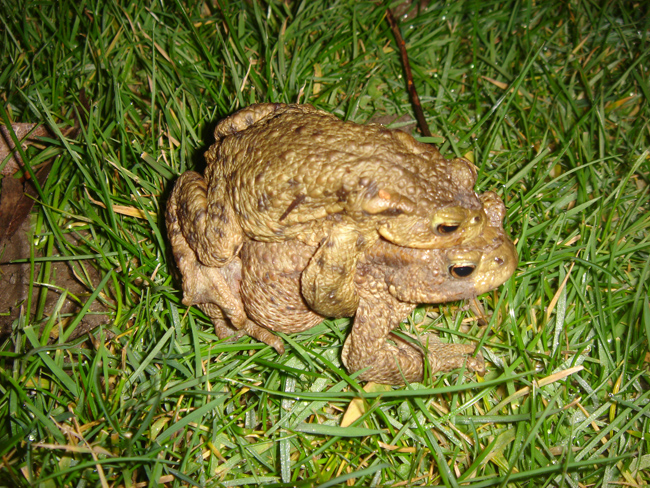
left=341, top=382, right=391, bottom=427
left=0, top=162, right=52, bottom=242
left=0, top=123, right=51, bottom=176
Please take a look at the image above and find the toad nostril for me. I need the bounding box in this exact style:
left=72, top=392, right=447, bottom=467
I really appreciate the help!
left=450, top=265, right=476, bottom=278
left=494, top=257, right=504, bottom=265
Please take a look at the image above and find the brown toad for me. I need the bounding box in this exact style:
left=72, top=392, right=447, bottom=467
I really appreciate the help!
left=167, top=103, right=487, bottom=320
left=180, top=192, right=517, bottom=385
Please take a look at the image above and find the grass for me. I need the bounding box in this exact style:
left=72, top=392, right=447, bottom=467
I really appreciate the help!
left=0, top=0, right=649, bottom=486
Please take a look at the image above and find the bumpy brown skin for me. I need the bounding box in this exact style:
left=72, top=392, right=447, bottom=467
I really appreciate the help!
left=168, top=103, right=486, bottom=322
left=190, top=195, right=517, bottom=385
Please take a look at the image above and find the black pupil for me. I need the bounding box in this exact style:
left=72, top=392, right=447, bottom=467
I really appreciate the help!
left=437, top=223, right=460, bottom=234
left=450, top=265, right=475, bottom=278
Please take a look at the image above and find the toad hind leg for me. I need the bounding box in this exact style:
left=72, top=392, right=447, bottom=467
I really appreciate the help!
left=165, top=240, right=285, bottom=354
left=341, top=295, right=484, bottom=385
left=301, top=224, right=374, bottom=318
left=167, top=182, right=244, bottom=316
left=167, top=171, right=243, bottom=267
left=167, top=179, right=286, bottom=354
left=201, top=305, right=285, bottom=355
left=167, top=179, right=249, bottom=332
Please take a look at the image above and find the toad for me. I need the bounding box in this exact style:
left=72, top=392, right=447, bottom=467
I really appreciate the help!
left=168, top=103, right=488, bottom=320
left=176, top=192, right=517, bottom=385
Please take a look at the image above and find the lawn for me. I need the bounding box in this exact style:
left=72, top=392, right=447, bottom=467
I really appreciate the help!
left=1, top=0, right=649, bottom=486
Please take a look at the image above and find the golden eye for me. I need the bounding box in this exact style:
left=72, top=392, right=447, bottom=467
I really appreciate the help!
left=449, top=264, right=476, bottom=278
left=436, top=223, right=460, bottom=235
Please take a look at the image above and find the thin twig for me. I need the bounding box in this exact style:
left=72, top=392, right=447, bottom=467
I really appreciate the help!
left=385, top=8, right=431, bottom=137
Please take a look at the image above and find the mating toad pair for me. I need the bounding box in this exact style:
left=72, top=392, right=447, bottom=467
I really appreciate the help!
left=166, top=104, right=517, bottom=385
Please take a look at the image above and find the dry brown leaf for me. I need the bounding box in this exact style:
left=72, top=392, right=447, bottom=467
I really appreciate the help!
left=340, top=382, right=391, bottom=427
left=0, top=122, right=58, bottom=243
left=0, top=123, right=51, bottom=176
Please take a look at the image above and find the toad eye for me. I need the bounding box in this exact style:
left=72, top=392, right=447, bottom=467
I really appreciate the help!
left=436, top=223, right=460, bottom=235
left=449, top=264, right=476, bottom=278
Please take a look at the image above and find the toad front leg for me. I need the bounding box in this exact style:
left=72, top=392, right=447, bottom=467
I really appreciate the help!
left=301, top=223, right=375, bottom=318
left=341, top=291, right=484, bottom=385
